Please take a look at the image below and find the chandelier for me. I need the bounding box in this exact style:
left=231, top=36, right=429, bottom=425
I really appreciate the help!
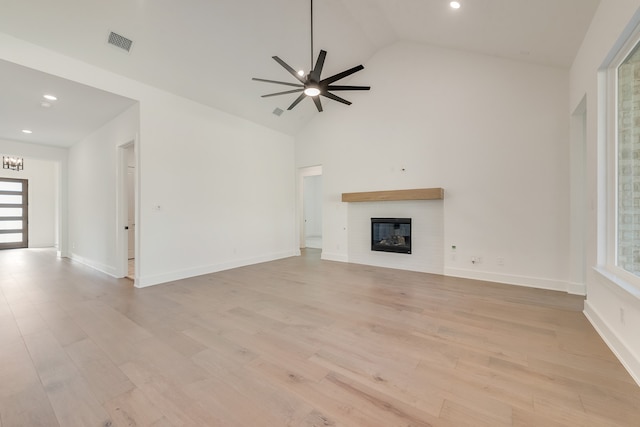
left=2, top=156, right=24, bottom=171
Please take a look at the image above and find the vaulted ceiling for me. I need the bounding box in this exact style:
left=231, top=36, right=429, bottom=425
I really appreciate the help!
left=0, top=0, right=601, bottom=146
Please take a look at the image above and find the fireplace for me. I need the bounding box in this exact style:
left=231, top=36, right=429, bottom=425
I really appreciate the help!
left=371, top=218, right=412, bottom=254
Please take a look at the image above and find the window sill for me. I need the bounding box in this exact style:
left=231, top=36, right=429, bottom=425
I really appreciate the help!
left=593, top=266, right=640, bottom=301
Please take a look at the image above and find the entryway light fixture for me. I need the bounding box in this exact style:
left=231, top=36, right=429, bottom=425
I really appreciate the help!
left=450, top=1, right=461, bottom=9
left=3, top=156, right=24, bottom=171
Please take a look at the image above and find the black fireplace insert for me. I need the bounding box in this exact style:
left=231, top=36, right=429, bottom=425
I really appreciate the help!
left=371, top=218, right=411, bottom=254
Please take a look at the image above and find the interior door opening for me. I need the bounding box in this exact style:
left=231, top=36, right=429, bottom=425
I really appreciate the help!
left=303, top=174, right=323, bottom=249
left=298, top=165, right=323, bottom=252
left=126, top=144, right=135, bottom=280
left=117, top=140, right=137, bottom=283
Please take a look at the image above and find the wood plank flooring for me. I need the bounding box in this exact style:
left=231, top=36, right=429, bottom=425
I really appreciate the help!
left=0, top=248, right=639, bottom=426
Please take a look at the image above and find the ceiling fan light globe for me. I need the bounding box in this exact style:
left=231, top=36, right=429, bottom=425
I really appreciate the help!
left=304, top=87, right=321, bottom=97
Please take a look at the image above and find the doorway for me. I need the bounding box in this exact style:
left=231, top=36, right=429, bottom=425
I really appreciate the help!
left=117, top=141, right=137, bottom=281
left=126, top=146, right=135, bottom=277
left=0, top=178, right=28, bottom=249
left=303, top=175, right=323, bottom=248
left=298, top=165, right=323, bottom=250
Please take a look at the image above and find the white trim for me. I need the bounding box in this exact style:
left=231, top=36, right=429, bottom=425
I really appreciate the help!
left=584, top=301, right=640, bottom=387
left=135, top=250, right=298, bottom=288
left=566, top=281, right=587, bottom=296
left=321, top=252, right=348, bottom=263
left=593, top=266, right=640, bottom=300
left=445, top=267, right=586, bottom=295
left=70, top=253, right=119, bottom=278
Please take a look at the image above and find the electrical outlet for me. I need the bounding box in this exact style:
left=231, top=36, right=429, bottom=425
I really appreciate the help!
left=471, top=256, right=481, bottom=264
left=497, top=257, right=504, bottom=266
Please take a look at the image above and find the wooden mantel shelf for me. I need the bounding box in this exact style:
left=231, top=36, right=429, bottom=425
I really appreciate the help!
left=341, top=188, right=444, bottom=202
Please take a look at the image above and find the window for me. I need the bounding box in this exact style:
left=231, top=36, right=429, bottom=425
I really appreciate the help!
left=617, top=43, right=639, bottom=274
left=596, top=18, right=640, bottom=295
left=617, top=42, right=640, bottom=276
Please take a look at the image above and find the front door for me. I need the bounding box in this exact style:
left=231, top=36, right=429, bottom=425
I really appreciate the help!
left=0, top=178, right=28, bottom=249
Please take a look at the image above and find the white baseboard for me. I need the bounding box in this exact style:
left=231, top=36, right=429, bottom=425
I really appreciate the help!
left=321, top=252, right=348, bottom=263
left=584, top=301, right=640, bottom=387
left=444, top=267, right=586, bottom=295
left=566, top=281, right=587, bottom=296
left=69, top=253, right=119, bottom=278
left=135, top=250, right=298, bottom=288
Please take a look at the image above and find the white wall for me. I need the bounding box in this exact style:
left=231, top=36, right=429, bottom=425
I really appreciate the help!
left=569, top=0, right=640, bottom=385
left=0, top=156, right=57, bottom=248
left=138, top=93, right=296, bottom=286
left=296, top=41, right=572, bottom=293
left=0, top=139, right=67, bottom=251
left=67, top=105, right=139, bottom=275
left=0, top=32, right=297, bottom=287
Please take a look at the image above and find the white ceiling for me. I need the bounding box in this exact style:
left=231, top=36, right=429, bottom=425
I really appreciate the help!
left=0, top=59, right=137, bottom=147
left=0, top=0, right=601, bottom=146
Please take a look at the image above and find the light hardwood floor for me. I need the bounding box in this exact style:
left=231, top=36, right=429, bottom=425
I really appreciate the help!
left=0, top=248, right=639, bottom=426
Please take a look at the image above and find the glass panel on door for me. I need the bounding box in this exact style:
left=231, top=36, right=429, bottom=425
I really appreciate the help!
left=0, top=194, right=23, bottom=204
left=0, top=233, right=23, bottom=243
left=0, top=220, right=23, bottom=230
left=0, top=207, right=23, bottom=217
left=0, top=182, right=22, bottom=192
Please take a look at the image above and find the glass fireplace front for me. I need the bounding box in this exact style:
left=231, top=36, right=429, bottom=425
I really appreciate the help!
left=371, top=218, right=412, bottom=254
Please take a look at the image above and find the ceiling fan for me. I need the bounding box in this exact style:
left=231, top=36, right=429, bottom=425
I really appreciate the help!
left=252, top=0, right=370, bottom=112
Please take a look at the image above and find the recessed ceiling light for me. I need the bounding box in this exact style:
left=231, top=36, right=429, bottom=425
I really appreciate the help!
left=43, top=94, right=57, bottom=101
left=22, top=129, right=33, bottom=134
left=450, top=1, right=461, bottom=9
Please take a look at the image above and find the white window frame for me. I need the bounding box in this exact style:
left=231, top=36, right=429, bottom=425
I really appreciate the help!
left=602, top=23, right=640, bottom=294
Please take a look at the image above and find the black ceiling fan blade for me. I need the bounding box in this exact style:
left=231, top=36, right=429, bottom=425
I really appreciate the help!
left=252, top=78, right=303, bottom=88
left=310, top=50, right=327, bottom=82
left=322, top=91, right=352, bottom=106
left=312, top=96, right=323, bottom=112
left=327, top=85, right=371, bottom=91
left=287, top=93, right=307, bottom=110
left=272, top=56, right=306, bottom=83
left=320, top=65, right=365, bottom=85
left=261, top=89, right=304, bottom=98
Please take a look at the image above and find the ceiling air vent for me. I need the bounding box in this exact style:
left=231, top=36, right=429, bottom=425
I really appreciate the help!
left=107, top=31, right=133, bottom=52
left=272, top=108, right=284, bottom=117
